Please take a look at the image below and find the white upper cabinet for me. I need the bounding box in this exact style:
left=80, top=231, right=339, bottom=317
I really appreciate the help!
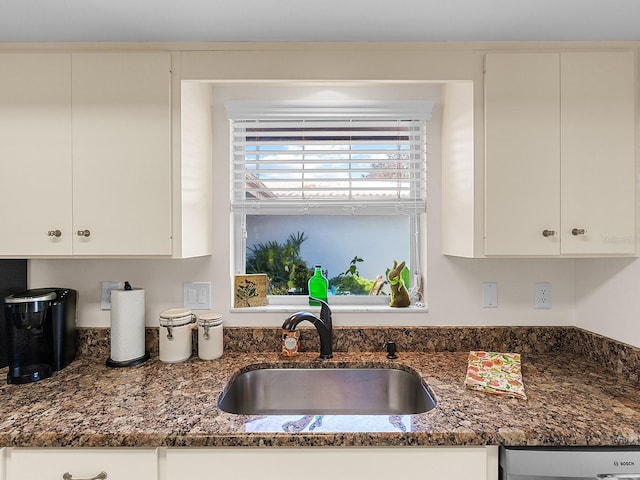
left=560, top=52, right=637, bottom=255
left=72, top=52, right=172, bottom=255
left=485, top=53, right=561, bottom=255
left=484, top=51, right=637, bottom=256
left=0, top=52, right=174, bottom=257
left=0, top=54, right=73, bottom=255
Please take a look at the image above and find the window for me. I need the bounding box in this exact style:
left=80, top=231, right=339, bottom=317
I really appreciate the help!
left=227, top=100, right=431, bottom=304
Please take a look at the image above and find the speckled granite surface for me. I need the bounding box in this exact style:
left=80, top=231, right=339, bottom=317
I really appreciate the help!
left=77, top=325, right=640, bottom=382
left=1, top=327, right=639, bottom=448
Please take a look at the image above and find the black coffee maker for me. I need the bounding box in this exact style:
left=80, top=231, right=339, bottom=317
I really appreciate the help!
left=3, top=288, right=77, bottom=384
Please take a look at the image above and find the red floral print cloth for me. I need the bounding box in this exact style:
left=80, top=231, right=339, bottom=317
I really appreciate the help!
left=464, top=351, right=527, bottom=400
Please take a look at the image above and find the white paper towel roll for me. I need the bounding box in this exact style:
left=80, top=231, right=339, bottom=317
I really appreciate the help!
left=109, top=288, right=146, bottom=364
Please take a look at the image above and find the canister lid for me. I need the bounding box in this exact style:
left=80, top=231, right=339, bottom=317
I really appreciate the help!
left=197, top=312, right=223, bottom=327
left=159, top=308, right=195, bottom=327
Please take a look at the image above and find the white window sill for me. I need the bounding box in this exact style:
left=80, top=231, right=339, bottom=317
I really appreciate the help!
left=230, top=295, right=427, bottom=314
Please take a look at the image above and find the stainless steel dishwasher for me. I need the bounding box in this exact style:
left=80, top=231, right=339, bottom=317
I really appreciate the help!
left=500, top=447, right=640, bottom=480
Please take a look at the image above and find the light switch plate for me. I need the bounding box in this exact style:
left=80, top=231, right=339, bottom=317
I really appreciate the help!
left=101, top=281, right=123, bottom=310
left=184, top=282, right=212, bottom=310
left=481, top=282, right=498, bottom=308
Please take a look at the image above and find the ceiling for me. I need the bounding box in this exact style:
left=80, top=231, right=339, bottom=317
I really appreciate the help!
left=2, top=0, right=640, bottom=43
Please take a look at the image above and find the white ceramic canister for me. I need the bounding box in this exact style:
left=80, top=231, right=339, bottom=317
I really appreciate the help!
left=197, top=312, right=223, bottom=360
left=158, top=308, right=195, bottom=363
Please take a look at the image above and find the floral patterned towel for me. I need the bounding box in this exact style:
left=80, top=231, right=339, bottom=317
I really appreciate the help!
left=464, top=351, right=527, bottom=400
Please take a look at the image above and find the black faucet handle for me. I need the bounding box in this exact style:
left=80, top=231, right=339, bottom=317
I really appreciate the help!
left=317, top=298, right=332, bottom=329
left=312, top=297, right=332, bottom=331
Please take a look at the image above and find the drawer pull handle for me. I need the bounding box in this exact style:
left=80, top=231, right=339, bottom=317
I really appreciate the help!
left=62, top=472, right=107, bottom=480
left=76, top=229, right=91, bottom=237
left=571, top=228, right=586, bottom=236
left=542, top=229, right=556, bottom=237
left=598, top=475, right=640, bottom=480
left=47, top=230, right=62, bottom=238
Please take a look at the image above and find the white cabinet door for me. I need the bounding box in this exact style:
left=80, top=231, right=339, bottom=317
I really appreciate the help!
left=485, top=53, right=561, bottom=255
left=166, top=447, right=489, bottom=480
left=560, top=51, right=637, bottom=255
left=0, top=53, right=73, bottom=256
left=9, top=448, right=158, bottom=480
left=484, top=51, right=636, bottom=256
left=0, top=52, right=173, bottom=257
left=72, top=52, right=172, bottom=255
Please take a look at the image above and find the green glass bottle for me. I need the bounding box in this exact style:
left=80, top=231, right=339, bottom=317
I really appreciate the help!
left=308, top=265, right=328, bottom=306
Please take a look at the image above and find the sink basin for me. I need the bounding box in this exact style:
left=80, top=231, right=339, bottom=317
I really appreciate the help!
left=218, top=366, right=436, bottom=415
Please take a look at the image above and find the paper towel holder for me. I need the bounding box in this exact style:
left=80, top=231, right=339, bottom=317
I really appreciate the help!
left=106, top=281, right=151, bottom=368
left=106, top=351, right=150, bottom=368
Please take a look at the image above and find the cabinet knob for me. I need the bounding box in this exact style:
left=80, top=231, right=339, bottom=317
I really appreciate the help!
left=542, top=229, right=557, bottom=237
left=571, top=228, right=586, bottom=236
left=76, top=229, right=91, bottom=237
left=47, top=229, right=62, bottom=238
left=62, top=473, right=107, bottom=480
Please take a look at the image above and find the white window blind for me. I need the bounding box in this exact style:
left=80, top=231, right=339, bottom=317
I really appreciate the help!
left=228, top=101, right=431, bottom=215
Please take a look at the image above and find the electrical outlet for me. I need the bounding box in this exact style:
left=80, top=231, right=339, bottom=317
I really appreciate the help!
left=101, top=281, right=123, bottom=310
left=481, top=282, right=498, bottom=308
left=184, top=282, right=211, bottom=310
left=534, top=282, right=551, bottom=309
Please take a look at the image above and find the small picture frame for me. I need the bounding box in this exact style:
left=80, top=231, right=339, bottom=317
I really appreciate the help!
left=234, top=274, right=268, bottom=308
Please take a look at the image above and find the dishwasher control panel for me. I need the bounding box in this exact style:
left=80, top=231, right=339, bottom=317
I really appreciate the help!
left=500, top=447, right=640, bottom=480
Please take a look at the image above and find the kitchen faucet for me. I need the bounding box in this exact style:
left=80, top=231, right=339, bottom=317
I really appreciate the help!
left=281, top=298, right=333, bottom=359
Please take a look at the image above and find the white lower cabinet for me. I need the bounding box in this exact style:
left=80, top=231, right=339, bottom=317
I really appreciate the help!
left=165, top=446, right=494, bottom=480
left=3, top=446, right=496, bottom=480
left=8, top=448, right=158, bottom=480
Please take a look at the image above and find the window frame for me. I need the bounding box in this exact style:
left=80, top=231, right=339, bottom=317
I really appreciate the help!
left=228, top=100, right=431, bottom=306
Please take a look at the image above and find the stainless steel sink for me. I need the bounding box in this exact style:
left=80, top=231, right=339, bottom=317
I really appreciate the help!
left=218, top=367, right=436, bottom=415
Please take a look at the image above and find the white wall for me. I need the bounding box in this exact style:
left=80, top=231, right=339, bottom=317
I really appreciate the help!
left=6, top=43, right=636, bottom=349
left=574, top=258, right=640, bottom=347
left=30, top=80, right=577, bottom=331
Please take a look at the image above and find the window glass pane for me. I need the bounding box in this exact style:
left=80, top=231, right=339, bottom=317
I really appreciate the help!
left=245, top=214, right=410, bottom=296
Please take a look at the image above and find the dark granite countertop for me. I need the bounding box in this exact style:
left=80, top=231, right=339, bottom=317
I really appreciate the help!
left=1, top=342, right=640, bottom=448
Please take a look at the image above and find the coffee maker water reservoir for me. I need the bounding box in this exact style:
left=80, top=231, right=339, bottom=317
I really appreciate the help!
left=3, top=288, right=77, bottom=384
